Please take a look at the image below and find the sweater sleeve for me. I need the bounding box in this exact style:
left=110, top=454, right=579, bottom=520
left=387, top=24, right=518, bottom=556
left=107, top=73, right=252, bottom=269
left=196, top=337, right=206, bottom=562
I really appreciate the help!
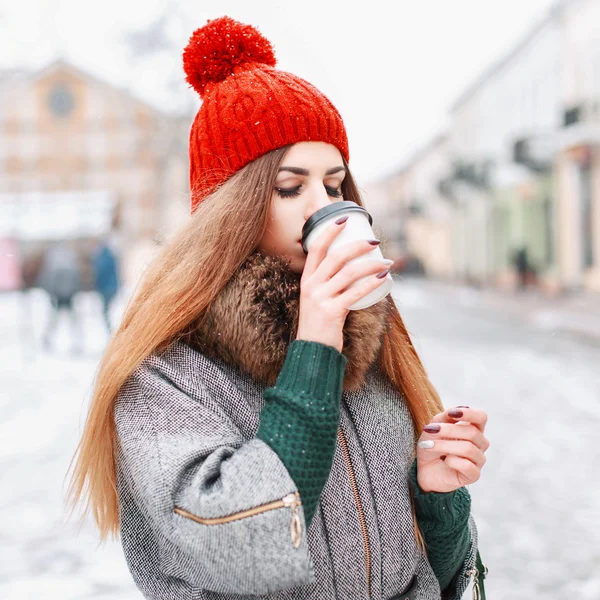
left=257, top=340, right=347, bottom=526
left=409, top=459, right=472, bottom=593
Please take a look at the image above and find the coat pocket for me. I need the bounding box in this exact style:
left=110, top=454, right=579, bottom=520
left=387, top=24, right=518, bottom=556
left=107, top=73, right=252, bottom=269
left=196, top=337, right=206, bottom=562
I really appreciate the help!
left=174, top=492, right=303, bottom=548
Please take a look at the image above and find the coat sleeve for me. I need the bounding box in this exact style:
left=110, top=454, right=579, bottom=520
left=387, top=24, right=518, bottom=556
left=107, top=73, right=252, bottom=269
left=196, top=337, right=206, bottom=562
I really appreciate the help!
left=114, top=354, right=317, bottom=595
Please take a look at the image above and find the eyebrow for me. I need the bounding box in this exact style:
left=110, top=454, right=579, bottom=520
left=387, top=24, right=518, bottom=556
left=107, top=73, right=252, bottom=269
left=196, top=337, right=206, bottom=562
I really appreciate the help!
left=278, top=166, right=346, bottom=176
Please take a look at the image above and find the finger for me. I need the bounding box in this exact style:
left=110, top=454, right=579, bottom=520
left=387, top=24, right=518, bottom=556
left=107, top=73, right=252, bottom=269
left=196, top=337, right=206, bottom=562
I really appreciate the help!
left=324, top=257, right=393, bottom=296
left=302, top=217, right=349, bottom=279
left=442, top=454, right=481, bottom=484
left=314, top=238, right=383, bottom=283
left=422, top=423, right=490, bottom=452
left=418, top=439, right=486, bottom=468
left=334, top=269, right=391, bottom=310
left=430, top=407, right=488, bottom=433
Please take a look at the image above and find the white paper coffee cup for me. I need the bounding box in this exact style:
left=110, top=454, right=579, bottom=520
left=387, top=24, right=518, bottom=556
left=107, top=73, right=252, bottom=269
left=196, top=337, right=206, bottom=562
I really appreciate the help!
left=301, top=201, right=393, bottom=310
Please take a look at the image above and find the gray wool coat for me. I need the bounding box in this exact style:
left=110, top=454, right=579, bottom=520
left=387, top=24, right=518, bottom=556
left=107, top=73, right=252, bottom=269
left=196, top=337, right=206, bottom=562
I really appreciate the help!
left=114, top=342, right=479, bottom=600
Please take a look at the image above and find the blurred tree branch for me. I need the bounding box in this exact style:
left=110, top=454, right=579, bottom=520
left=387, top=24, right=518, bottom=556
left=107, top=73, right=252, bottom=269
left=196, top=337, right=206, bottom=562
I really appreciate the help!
left=124, top=14, right=173, bottom=58
left=122, top=2, right=196, bottom=117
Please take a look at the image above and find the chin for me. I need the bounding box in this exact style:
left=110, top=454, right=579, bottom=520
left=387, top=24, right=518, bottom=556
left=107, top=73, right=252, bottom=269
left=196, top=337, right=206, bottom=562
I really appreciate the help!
left=280, top=244, right=304, bottom=273
left=286, top=260, right=303, bottom=274
left=287, top=254, right=306, bottom=274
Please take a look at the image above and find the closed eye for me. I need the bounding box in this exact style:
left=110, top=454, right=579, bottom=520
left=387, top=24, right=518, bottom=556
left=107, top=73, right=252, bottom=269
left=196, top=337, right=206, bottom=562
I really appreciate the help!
left=275, top=185, right=343, bottom=199
left=325, top=186, right=343, bottom=198
left=275, top=185, right=302, bottom=198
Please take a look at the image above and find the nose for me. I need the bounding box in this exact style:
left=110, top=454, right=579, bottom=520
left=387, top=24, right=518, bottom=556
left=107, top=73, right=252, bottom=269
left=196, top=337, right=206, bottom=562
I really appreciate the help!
left=303, top=184, right=334, bottom=222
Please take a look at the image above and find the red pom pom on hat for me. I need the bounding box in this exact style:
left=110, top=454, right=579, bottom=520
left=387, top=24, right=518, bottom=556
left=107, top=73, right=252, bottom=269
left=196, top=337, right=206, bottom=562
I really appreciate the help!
left=183, top=16, right=276, bottom=97
left=184, top=15, right=349, bottom=212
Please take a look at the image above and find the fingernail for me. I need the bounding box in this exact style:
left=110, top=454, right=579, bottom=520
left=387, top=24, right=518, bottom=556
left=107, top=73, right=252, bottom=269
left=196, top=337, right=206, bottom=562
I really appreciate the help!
left=368, top=239, right=381, bottom=245
left=423, top=424, right=441, bottom=433
left=335, top=216, right=349, bottom=225
left=418, top=440, right=435, bottom=449
left=455, top=421, right=470, bottom=426
left=448, top=409, right=463, bottom=418
left=376, top=270, right=390, bottom=279
left=456, top=405, right=470, bottom=408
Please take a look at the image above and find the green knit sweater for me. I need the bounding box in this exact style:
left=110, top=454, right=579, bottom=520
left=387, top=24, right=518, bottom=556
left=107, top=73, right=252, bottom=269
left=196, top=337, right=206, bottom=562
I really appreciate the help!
left=408, top=459, right=471, bottom=592
left=256, top=340, right=470, bottom=593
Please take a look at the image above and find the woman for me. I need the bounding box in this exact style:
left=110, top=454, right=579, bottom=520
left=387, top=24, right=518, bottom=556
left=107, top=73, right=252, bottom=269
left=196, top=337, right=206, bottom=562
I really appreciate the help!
left=68, top=16, right=489, bottom=600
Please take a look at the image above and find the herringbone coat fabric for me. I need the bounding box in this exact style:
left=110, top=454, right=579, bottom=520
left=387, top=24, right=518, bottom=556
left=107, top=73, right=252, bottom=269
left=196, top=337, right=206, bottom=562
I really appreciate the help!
left=114, top=252, right=479, bottom=600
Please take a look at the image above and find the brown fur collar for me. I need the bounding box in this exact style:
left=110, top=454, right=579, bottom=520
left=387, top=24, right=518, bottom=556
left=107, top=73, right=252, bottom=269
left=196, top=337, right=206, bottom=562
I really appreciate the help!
left=189, top=251, right=394, bottom=391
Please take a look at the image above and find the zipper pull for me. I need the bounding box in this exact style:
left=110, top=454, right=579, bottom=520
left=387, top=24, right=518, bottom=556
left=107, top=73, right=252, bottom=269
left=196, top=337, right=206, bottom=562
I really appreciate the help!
left=282, top=493, right=302, bottom=548
left=466, top=567, right=481, bottom=600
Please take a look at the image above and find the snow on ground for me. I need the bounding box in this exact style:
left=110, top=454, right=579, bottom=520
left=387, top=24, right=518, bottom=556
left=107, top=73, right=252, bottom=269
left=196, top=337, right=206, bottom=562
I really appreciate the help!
left=1, top=280, right=599, bottom=599
left=0, top=289, right=140, bottom=600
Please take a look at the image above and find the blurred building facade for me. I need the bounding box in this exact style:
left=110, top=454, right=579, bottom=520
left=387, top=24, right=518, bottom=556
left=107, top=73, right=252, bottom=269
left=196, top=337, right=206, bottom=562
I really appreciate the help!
left=369, top=135, right=454, bottom=279
left=0, top=59, right=191, bottom=288
left=372, top=0, right=600, bottom=293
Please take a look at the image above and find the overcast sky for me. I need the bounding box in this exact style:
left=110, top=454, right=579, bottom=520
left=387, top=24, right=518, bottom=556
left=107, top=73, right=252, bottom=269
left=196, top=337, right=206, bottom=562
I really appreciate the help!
left=1, top=0, right=556, bottom=183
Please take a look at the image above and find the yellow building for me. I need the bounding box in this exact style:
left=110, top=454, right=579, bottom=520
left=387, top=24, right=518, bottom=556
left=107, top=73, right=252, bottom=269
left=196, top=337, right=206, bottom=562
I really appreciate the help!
left=0, top=60, right=191, bottom=286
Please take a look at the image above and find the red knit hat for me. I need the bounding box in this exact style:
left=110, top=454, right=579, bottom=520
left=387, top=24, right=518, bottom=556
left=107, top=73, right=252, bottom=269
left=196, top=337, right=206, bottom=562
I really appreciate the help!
left=183, top=16, right=350, bottom=213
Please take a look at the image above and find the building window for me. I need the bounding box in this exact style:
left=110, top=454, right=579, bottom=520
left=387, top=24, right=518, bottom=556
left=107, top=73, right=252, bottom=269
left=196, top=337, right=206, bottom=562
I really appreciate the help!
left=48, top=83, right=75, bottom=118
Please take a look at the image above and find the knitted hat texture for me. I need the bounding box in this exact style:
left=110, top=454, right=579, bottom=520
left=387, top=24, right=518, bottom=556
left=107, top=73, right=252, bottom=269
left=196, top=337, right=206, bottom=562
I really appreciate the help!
left=182, top=16, right=349, bottom=212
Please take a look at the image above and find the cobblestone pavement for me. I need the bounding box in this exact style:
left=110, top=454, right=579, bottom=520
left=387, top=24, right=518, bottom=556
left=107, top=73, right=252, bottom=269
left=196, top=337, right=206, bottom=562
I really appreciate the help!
left=1, top=283, right=599, bottom=599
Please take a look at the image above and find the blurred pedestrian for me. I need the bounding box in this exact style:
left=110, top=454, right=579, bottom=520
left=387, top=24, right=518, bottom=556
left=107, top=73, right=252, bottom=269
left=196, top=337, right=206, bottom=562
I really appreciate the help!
left=37, top=242, right=82, bottom=352
left=91, top=239, right=119, bottom=333
left=68, top=16, right=489, bottom=600
left=513, top=246, right=530, bottom=290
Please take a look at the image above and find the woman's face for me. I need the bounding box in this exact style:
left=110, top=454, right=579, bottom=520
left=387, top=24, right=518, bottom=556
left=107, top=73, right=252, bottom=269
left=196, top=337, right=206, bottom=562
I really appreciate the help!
left=257, top=141, right=347, bottom=273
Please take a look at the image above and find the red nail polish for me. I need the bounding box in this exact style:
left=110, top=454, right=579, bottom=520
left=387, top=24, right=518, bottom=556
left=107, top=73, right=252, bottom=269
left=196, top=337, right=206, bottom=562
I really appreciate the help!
left=448, top=409, right=463, bottom=418
left=423, top=424, right=441, bottom=433
left=335, top=216, right=349, bottom=225
left=368, top=239, right=381, bottom=245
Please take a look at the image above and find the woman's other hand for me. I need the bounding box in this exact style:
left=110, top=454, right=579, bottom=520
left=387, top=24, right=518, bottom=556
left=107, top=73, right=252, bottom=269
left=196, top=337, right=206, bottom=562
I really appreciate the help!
left=416, top=406, right=490, bottom=493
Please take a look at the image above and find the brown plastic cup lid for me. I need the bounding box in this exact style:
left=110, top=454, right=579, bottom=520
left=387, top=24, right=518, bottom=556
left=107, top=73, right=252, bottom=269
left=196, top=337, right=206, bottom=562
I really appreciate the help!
left=301, top=201, right=372, bottom=252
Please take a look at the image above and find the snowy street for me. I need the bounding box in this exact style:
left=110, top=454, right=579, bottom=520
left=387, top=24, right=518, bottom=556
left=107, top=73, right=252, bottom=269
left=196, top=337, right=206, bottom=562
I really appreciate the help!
left=1, top=279, right=599, bottom=599
left=394, top=280, right=600, bottom=599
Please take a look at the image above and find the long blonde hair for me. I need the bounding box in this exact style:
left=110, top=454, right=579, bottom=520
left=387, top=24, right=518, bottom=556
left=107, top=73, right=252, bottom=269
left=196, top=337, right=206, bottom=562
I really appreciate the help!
left=66, top=145, right=443, bottom=551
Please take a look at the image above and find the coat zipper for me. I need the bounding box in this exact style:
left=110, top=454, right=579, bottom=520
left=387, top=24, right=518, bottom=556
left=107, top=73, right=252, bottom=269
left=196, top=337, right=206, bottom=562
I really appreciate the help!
left=338, top=426, right=372, bottom=599
left=466, top=562, right=488, bottom=600
left=174, top=492, right=303, bottom=548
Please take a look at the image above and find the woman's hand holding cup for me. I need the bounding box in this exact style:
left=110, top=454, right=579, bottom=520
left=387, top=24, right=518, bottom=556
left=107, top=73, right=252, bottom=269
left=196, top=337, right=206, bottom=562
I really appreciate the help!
left=296, top=216, right=393, bottom=352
